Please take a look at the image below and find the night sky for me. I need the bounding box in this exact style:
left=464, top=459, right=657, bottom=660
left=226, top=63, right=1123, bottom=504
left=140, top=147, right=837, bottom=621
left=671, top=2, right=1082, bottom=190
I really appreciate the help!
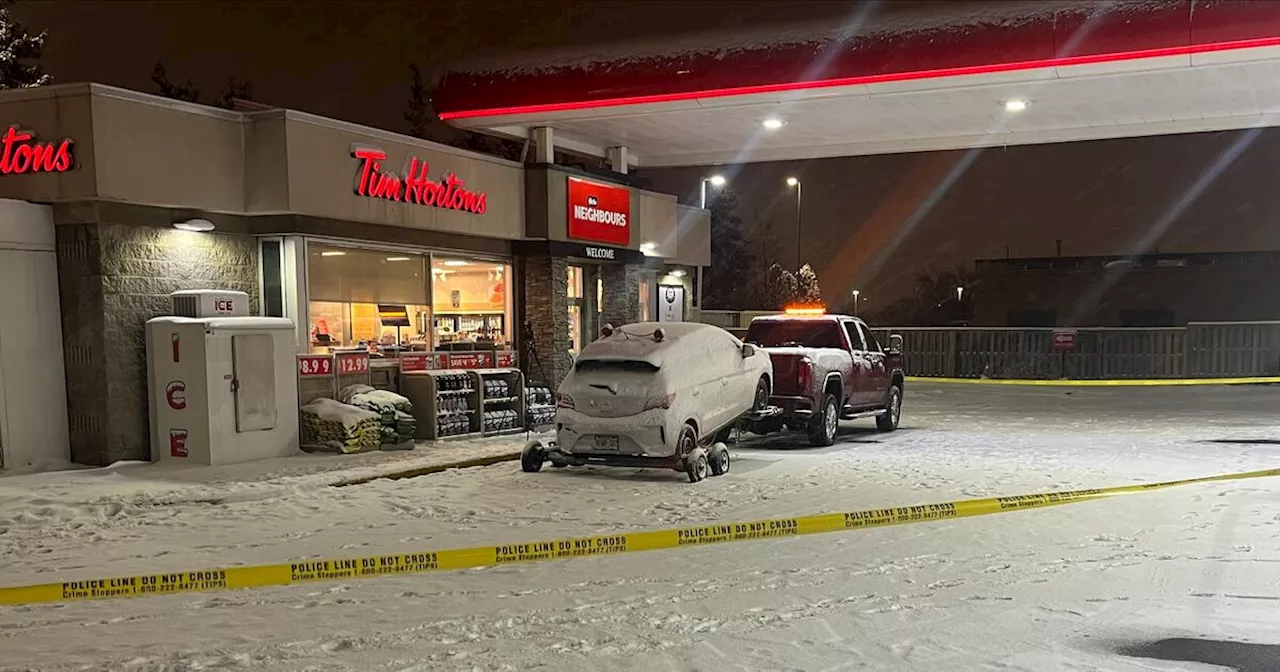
left=17, top=1, right=1280, bottom=312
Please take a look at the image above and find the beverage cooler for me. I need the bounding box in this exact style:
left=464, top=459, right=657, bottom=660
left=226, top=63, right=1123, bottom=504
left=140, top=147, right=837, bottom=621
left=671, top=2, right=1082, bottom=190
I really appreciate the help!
left=146, top=290, right=300, bottom=465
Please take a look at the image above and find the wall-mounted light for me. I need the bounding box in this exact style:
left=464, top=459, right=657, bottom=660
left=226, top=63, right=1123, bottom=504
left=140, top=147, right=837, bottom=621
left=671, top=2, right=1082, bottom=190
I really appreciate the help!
left=670, top=269, right=687, bottom=278
left=173, top=218, right=215, bottom=232
left=640, top=242, right=658, bottom=256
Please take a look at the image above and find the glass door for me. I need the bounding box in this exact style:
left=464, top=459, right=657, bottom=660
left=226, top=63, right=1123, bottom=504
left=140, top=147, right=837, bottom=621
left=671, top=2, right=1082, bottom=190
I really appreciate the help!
left=567, top=265, right=585, bottom=356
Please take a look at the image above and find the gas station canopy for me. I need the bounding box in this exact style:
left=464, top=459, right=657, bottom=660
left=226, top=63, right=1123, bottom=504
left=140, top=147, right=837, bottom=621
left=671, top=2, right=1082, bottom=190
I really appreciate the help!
left=435, top=1, right=1280, bottom=167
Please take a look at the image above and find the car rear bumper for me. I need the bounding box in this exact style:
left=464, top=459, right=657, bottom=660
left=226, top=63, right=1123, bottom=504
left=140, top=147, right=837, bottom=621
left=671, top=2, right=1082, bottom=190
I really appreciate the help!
left=770, top=395, right=815, bottom=420
left=556, top=408, right=676, bottom=458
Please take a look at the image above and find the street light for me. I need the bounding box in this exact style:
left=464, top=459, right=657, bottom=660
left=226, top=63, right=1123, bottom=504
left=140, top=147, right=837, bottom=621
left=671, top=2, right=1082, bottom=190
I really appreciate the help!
left=851, top=289, right=861, bottom=316
left=956, top=286, right=964, bottom=302
left=700, top=174, right=726, bottom=208
left=786, top=177, right=802, bottom=268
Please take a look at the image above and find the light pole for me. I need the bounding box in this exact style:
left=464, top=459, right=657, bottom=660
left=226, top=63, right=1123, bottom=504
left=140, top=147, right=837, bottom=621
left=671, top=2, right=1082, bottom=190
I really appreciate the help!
left=956, top=286, right=964, bottom=303
left=786, top=177, right=802, bottom=269
left=851, top=289, right=860, bottom=316
left=700, top=174, right=726, bottom=208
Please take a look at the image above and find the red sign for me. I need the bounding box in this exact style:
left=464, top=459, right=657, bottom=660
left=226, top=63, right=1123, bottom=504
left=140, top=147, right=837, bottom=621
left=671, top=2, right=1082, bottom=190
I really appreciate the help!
left=445, top=352, right=493, bottom=369
left=1052, top=330, right=1078, bottom=351
left=497, top=351, right=516, bottom=367
left=165, top=380, right=187, bottom=410
left=567, top=177, right=630, bottom=246
left=399, top=353, right=432, bottom=372
left=352, top=146, right=486, bottom=214
left=0, top=126, right=73, bottom=175
left=169, top=429, right=189, bottom=458
left=297, top=355, right=334, bottom=377
left=336, top=352, right=370, bottom=375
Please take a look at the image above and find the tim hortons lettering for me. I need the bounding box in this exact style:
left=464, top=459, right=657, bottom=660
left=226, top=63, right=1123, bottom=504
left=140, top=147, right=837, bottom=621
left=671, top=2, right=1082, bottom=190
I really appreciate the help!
left=352, top=147, right=486, bottom=215
left=0, top=126, right=73, bottom=175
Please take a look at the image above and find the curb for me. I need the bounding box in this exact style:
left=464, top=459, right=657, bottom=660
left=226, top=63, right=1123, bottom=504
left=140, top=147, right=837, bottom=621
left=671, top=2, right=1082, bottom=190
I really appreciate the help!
left=332, top=452, right=522, bottom=487
left=906, top=375, right=1280, bottom=387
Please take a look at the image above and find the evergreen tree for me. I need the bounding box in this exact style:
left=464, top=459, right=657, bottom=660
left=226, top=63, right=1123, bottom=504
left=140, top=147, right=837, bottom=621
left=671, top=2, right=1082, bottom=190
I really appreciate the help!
left=764, top=264, right=799, bottom=310
left=216, top=76, right=252, bottom=109
left=151, top=61, right=199, bottom=103
left=0, top=0, right=51, bottom=89
left=796, top=263, right=822, bottom=303
left=405, top=62, right=430, bottom=139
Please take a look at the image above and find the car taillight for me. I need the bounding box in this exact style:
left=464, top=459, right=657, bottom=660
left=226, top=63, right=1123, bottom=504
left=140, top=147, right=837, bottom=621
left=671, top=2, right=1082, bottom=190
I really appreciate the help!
left=556, top=393, right=574, bottom=409
left=797, top=357, right=813, bottom=391
left=643, top=392, right=676, bottom=411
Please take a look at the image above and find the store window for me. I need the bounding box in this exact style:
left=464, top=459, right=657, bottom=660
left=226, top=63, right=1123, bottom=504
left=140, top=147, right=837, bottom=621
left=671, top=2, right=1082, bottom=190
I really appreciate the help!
left=305, top=242, right=512, bottom=356
left=431, top=256, right=512, bottom=349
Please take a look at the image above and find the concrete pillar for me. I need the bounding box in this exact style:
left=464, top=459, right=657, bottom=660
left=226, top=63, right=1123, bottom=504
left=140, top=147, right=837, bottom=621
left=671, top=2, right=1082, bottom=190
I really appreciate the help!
left=531, top=127, right=554, bottom=164
left=607, top=146, right=629, bottom=174
left=521, top=255, right=573, bottom=386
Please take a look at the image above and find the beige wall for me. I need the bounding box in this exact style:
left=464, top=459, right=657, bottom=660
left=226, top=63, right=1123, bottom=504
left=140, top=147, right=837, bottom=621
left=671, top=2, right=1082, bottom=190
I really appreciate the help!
left=0, top=86, right=97, bottom=202
left=282, top=114, right=523, bottom=240
left=674, top=205, right=711, bottom=266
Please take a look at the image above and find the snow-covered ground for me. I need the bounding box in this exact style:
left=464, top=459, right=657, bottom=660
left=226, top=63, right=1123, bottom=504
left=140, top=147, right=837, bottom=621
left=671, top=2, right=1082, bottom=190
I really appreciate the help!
left=3, top=383, right=1280, bottom=671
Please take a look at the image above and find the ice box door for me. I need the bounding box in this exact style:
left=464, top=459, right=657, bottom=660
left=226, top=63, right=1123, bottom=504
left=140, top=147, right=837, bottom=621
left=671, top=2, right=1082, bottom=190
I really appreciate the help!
left=232, top=333, right=277, bottom=432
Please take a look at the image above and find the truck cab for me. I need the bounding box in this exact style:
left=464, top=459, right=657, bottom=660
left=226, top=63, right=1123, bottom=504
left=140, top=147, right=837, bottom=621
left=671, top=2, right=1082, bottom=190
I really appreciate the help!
left=743, top=310, right=904, bottom=446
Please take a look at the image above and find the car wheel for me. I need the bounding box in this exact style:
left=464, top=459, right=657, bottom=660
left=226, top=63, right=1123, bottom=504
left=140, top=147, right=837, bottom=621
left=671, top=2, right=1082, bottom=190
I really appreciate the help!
left=807, top=394, right=838, bottom=447
left=752, top=376, right=770, bottom=411
left=708, top=442, right=731, bottom=476
left=876, top=384, right=902, bottom=432
left=520, top=441, right=545, bottom=472
left=685, top=447, right=709, bottom=483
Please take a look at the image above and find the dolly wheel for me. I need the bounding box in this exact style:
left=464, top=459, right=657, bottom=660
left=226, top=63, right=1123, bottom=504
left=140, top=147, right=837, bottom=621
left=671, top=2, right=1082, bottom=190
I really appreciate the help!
left=708, top=442, right=731, bottom=476
left=685, top=447, right=709, bottom=483
left=521, top=441, right=545, bottom=473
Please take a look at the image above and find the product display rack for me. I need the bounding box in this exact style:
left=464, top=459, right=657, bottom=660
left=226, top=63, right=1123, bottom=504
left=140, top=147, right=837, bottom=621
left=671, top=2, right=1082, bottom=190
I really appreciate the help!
left=524, top=383, right=556, bottom=430
left=475, top=368, right=525, bottom=436
left=399, top=370, right=480, bottom=441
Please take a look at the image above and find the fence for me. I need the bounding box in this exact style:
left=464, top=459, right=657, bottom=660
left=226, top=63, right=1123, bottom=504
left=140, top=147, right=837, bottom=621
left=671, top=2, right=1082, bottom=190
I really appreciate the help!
left=694, top=312, right=1280, bottom=379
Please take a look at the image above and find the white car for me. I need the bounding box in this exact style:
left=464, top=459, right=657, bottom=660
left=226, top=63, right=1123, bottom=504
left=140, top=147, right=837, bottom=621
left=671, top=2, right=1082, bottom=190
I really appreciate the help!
left=522, top=321, right=773, bottom=482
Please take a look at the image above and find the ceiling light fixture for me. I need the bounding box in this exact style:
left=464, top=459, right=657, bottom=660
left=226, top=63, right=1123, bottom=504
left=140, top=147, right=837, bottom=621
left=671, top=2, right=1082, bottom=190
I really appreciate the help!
left=762, top=118, right=785, bottom=130
left=385, top=256, right=411, bottom=262
left=172, top=218, right=215, bottom=232
left=320, top=251, right=347, bottom=257
left=671, top=269, right=687, bottom=278
left=1004, top=98, right=1028, bottom=113
left=442, top=260, right=470, bottom=267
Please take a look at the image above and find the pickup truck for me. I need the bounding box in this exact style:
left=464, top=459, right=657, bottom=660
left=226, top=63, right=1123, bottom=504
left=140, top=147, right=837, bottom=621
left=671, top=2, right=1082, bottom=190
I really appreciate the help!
left=742, top=312, right=904, bottom=446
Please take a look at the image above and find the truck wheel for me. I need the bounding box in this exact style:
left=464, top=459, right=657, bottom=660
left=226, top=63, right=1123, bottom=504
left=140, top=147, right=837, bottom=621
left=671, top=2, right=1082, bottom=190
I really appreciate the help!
left=708, top=442, right=731, bottom=476
left=808, top=394, right=839, bottom=447
left=521, top=441, right=545, bottom=472
left=876, top=384, right=902, bottom=432
left=685, top=447, right=709, bottom=482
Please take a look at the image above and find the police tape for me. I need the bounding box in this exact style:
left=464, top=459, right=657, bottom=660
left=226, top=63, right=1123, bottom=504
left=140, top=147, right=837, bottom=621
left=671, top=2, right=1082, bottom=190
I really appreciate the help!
left=2, top=466, right=1278, bottom=606
left=906, top=376, right=1280, bottom=386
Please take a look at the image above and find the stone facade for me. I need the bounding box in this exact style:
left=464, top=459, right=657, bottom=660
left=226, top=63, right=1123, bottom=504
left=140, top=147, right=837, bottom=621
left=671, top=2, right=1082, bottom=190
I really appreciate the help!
left=601, top=263, right=644, bottom=328
left=522, top=255, right=572, bottom=387
left=57, top=223, right=259, bottom=465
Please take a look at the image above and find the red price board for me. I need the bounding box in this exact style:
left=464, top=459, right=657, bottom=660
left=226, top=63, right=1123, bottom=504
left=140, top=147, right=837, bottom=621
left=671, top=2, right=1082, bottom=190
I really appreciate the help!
left=445, top=352, right=493, bottom=369
left=336, top=352, right=370, bottom=375
left=400, top=353, right=432, bottom=372
left=297, top=355, right=334, bottom=377
left=496, top=351, right=516, bottom=367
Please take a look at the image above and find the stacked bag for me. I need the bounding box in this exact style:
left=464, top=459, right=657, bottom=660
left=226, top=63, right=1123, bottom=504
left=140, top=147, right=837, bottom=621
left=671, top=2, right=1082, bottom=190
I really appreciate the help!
left=339, top=385, right=418, bottom=451
left=299, top=398, right=383, bottom=454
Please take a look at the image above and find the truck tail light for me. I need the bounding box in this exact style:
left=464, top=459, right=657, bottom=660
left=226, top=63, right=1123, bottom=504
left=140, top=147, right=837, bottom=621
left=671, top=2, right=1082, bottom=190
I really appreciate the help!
left=797, top=357, right=813, bottom=391
left=556, top=393, right=575, bottom=410
left=643, top=392, right=676, bottom=411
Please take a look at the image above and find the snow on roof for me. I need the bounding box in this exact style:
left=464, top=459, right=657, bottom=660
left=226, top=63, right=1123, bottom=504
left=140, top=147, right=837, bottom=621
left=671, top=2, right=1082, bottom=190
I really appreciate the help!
left=444, top=1, right=1172, bottom=77
left=577, top=322, right=720, bottom=367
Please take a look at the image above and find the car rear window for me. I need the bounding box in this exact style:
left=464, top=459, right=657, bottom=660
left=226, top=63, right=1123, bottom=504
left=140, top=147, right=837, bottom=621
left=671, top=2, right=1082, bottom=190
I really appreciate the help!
left=745, top=321, right=845, bottom=349
left=574, top=359, right=659, bottom=373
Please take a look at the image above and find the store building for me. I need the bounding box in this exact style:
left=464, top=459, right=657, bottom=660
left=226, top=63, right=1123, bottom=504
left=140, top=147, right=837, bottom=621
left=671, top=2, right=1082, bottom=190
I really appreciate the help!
left=0, top=83, right=709, bottom=470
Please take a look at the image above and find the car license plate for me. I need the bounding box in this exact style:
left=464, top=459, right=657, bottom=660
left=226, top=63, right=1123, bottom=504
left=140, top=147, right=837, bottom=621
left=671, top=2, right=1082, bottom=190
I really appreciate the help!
left=593, top=435, right=620, bottom=451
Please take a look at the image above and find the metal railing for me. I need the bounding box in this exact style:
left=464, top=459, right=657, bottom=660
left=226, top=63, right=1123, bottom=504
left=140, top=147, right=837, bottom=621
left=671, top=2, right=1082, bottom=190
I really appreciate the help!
left=694, top=312, right=1280, bottom=379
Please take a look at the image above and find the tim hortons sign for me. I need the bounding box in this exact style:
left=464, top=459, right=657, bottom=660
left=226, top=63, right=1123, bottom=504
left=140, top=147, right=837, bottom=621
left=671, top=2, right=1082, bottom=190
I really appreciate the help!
left=352, top=145, right=486, bottom=214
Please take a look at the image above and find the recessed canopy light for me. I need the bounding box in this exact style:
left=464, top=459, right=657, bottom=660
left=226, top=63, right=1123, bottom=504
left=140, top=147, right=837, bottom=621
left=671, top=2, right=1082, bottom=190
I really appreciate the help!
left=762, top=118, right=785, bottom=130
left=385, top=256, right=411, bottom=262
left=320, top=251, right=346, bottom=257
left=442, top=260, right=469, bottom=267
left=1004, top=99, right=1028, bottom=113
left=173, top=218, right=215, bottom=232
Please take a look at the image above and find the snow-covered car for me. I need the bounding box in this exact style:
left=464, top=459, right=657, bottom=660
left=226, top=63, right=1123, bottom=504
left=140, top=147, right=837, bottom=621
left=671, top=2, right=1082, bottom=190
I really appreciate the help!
left=522, top=322, right=773, bottom=482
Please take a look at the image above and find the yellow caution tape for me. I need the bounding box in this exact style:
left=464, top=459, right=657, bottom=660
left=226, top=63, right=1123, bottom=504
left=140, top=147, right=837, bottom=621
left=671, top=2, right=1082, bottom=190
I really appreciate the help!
left=906, top=375, right=1280, bottom=386
left=2, top=466, right=1278, bottom=606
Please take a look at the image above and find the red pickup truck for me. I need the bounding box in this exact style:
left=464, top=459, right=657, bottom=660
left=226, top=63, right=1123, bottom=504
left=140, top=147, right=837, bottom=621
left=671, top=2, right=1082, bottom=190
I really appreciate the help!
left=743, top=311, right=904, bottom=446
